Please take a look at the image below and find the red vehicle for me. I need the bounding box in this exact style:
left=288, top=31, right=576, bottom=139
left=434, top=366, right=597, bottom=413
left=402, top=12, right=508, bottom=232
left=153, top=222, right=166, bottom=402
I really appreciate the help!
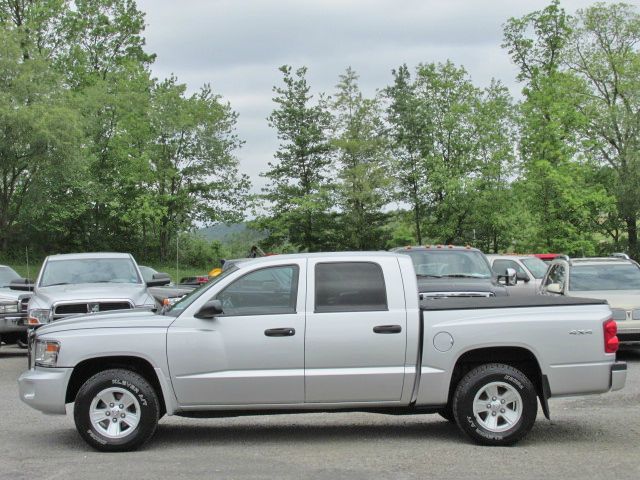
left=533, top=253, right=561, bottom=263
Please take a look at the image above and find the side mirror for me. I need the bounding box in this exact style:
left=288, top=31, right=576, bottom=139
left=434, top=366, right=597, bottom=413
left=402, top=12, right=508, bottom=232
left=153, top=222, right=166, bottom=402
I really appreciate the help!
left=9, top=278, right=35, bottom=291
left=516, top=272, right=530, bottom=283
left=195, top=299, right=223, bottom=319
left=545, top=283, right=563, bottom=295
left=498, top=268, right=518, bottom=286
left=146, top=272, right=171, bottom=287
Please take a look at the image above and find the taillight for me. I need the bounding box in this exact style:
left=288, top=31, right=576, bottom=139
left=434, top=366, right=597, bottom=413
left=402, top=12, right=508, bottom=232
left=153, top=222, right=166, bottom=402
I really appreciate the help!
left=603, top=319, right=619, bottom=354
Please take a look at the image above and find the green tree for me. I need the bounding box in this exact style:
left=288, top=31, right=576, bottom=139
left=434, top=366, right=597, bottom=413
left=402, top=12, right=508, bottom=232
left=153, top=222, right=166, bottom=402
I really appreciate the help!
left=565, top=2, right=640, bottom=258
left=260, top=65, right=334, bottom=251
left=0, top=28, right=82, bottom=251
left=147, top=77, right=250, bottom=261
left=503, top=0, right=609, bottom=255
left=331, top=67, right=390, bottom=250
left=385, top=64, right=431, bottom=244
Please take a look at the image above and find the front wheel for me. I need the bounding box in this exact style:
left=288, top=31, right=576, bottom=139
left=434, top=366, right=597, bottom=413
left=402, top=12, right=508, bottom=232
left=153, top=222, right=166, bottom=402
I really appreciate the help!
left=74, top=369, right=160, bottom=452
left=452, top=363, right=537, bottom=446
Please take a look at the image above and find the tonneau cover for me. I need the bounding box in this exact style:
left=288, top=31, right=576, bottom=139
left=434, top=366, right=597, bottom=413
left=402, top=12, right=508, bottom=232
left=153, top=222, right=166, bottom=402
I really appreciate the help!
left=420, top=295, right=607, bottom=311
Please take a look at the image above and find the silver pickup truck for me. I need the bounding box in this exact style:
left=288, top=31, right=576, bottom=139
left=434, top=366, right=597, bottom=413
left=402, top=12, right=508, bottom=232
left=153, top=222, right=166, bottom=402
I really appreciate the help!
left=18, top=252, right=626, bottom=452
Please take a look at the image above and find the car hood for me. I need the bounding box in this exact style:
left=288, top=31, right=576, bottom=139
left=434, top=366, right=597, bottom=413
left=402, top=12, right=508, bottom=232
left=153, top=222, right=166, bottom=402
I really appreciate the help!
left=0, top=287, right=24, bottom=302
left=33, top=283, right=150, bottom=306
left=417, top=277, right=508, bottom=296
left=569, top=290, right=640, bottom=310
left=36, top=309, right=173, bottom=335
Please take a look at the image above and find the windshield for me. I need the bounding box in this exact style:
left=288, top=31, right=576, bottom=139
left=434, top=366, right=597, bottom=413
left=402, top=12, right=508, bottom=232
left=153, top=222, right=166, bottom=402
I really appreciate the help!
left=0, top=266, right=20, bottom=287
left=521, top=257, right=548, bottom=279
left=569, top=263, right=640, bottom=291
left=165, top=265, right=239, bottom=316
left=400, top=250, right=492, bottom=278
left=40, top=258, right=141, bottom=287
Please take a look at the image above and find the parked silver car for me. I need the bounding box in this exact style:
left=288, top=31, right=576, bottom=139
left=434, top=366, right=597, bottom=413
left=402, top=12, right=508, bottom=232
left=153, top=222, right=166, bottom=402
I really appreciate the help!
left=487, top=254, right=549, bottom=296
left=22, top=253, right=164, bottom=326
left=541, top=255, right=640, bottom=346
left=0, top=265, right=29, bottom=347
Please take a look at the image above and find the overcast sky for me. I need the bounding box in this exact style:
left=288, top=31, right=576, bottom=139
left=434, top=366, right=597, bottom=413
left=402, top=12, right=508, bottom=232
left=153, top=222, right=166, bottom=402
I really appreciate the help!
left=136, top=0, right=632, bottom=193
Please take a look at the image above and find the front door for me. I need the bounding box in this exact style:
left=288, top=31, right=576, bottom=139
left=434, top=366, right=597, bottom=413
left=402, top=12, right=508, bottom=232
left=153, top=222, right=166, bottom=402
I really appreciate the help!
left=304, top=257, right=408, bottom=403
left=167, top=261, right=305, bottom=406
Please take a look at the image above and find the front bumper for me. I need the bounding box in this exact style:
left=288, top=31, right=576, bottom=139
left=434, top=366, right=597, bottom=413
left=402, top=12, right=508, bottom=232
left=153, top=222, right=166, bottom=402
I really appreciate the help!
left=18, top=367, right=73, bottom=415
left=611, top=361, right=627, bottom=391
left=0, top=314, right=28, bottom=334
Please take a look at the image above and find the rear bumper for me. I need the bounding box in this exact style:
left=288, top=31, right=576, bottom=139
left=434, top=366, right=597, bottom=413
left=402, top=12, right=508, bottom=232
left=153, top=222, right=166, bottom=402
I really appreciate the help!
left=611, top=361, right=627, bottom=392
left=617, top=327, right=640, bottom=345
left=18, top=367, right=72, bottom=415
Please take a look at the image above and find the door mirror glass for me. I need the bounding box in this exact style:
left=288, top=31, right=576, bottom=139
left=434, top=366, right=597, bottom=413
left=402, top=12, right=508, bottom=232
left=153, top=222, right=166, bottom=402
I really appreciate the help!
left=195, top=299, right=223, bottom=319
left=9, top=278, right=34, bottom=291
left=516, top=272, right=530, bottom=283
left=146, top=272, right=171, bottom=287
left=546, top=283, right=563, bottom=294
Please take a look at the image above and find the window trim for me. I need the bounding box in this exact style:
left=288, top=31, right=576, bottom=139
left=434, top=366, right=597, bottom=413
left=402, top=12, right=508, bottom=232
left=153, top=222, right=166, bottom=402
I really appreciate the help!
left=313, top=261, right=389, bottom=314
left=214, top=264, right=300, bottom=317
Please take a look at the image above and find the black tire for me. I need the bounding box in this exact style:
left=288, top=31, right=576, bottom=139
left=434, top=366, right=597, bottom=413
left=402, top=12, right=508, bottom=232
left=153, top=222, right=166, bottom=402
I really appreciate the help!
left=74, top=369, right=160, bottom=452
left=452, top=363, right=537, bottom=446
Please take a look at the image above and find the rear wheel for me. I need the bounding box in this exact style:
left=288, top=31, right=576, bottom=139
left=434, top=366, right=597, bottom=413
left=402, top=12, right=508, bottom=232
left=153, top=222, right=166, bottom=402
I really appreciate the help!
left=452, top=363, right=537, bottom=446
left=74, top=369, right=160, bottom=452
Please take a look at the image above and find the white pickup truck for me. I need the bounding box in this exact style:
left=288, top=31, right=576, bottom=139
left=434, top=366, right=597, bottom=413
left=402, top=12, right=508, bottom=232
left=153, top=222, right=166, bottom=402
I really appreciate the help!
left=18, top=252, right=626, bottom=452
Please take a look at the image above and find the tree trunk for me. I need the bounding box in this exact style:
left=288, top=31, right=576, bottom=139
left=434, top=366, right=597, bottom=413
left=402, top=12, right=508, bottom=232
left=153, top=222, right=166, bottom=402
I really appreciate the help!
left=414, top=203, right=422, bottom=245
left=626, top=216, right=638, bottom=260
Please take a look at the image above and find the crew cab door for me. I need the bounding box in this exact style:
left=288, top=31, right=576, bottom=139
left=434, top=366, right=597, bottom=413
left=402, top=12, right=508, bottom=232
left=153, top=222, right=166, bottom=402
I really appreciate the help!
left=304, top=257, right=407, bottom=403
left=167, top=260, right=305, bottom=406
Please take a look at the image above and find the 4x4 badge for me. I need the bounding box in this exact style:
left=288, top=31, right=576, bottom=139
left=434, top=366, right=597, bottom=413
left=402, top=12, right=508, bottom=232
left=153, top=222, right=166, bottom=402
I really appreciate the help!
left=569, top=329, right=593, bottom=335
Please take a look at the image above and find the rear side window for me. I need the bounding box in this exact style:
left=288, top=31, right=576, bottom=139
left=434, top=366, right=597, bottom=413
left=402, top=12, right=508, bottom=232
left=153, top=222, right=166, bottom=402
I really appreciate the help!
left=315, top=262, right=388, bottom=313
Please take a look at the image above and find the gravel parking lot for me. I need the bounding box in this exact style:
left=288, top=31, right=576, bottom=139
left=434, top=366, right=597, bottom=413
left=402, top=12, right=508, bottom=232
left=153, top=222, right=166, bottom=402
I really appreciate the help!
left=1, top=346, right=639, bottom=480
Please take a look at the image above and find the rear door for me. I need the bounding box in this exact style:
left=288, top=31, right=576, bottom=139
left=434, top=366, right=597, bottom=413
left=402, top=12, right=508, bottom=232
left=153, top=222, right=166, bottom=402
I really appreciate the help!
left=304, top=257, right=407, bottom=403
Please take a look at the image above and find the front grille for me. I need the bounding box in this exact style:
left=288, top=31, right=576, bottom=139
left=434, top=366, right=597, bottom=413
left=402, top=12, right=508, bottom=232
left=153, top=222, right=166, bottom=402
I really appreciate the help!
left=97, top=302, right=132, bottom=312
left=53, top=301, right=133, bottom=319
left=54, top=304, right=88, bottom=316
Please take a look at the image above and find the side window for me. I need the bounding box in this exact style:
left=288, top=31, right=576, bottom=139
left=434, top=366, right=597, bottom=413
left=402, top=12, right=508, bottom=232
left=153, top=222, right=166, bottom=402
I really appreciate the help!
left=492, top=259, right=526, bottom=276
left=315, top=262, right=388, bottom=313
left=216, top=265, right=299, bottom=316
left=546, top=264, right=566, bottom=288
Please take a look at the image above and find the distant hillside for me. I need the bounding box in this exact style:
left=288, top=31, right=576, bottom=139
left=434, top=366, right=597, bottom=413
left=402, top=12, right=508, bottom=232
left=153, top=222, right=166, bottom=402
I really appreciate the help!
left=197, top=223, right=266, bottom=243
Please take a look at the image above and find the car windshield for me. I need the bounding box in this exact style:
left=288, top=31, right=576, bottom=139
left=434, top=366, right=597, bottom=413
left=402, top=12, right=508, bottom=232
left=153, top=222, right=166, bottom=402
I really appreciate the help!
left=0, top=266, right=20, bottom=287
left=40, top=258, right=141, bottom=287
left=165, top=265, right=239, bottom=317
left=401, top=250, right=492, bottom=278
left=521, top=257, right=548, bottom=279
left=569, top=263, right=640, bottom=291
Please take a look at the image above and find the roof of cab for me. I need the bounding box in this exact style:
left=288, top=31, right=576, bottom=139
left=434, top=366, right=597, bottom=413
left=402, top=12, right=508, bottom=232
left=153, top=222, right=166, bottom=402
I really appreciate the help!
left=46, top=252, right=134, bottom=261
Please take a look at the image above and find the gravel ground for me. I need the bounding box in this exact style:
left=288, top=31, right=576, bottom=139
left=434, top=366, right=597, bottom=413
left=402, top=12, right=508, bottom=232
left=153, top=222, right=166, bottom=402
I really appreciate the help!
left=1, top=345, right=639, bottom=480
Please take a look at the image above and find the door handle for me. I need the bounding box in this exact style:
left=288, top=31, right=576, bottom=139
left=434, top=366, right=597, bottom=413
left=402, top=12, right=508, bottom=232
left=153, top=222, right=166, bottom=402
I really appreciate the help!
left=264, top=327, right=296, bottom=337
left=373, top=325, right=402, bottom=334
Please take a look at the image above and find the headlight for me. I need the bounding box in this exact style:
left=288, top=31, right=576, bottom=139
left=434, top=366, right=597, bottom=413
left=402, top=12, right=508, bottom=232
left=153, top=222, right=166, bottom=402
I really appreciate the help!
left=28, top=309, right=52, bottom=326
left=610, top=308, right=627, bottom=321
left=0, top=302, right=19, bottom=314
left=34, top=340, right=60, bottom=367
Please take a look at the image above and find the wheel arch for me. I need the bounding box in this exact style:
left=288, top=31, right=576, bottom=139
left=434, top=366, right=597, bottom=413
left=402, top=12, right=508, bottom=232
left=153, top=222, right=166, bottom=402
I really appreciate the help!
left=447, top=346, right=549, bottom=419
left=66, top=356, right=168, bottom=416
